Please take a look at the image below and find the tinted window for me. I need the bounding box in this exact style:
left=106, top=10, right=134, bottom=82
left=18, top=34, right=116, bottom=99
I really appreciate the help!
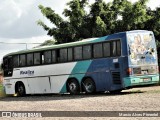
left=60, top=48, right=67, bottom=62
left=19, top=54, right=26, bottom=66
left=117, top=40, right=121, bottom=56
left=68, top=48, right=73, bottom=61
left=93, top=43, right=103, bottom=58
left=83, top=45, right=92, bottom=59
left=3, top=58, right=12, bottom=69
left=52, top=50, right=56, bottom=63
left=8, top=57, right=13, bottom=69
left=74, top=46, right=82, bottom=60
left=13, top=55, right=19, bottom=67
left=103, top=42, right=110, bottom=57
left=34, top=53, right=40, bottom=65
left=3, top=57, right=13, bottom=76
left=44, top=51, right=51, bottom=64
left=3, top=58, right=8, bottom=69
left=112, top=41, right=117, bottom=56
left=111, top=40, right=121, bottom=56
left=27, top=53, right=33, bottom=66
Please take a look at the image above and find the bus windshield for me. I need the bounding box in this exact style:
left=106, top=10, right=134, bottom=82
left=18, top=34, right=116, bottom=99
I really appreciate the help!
left=127, top=32, right=157, bottom=66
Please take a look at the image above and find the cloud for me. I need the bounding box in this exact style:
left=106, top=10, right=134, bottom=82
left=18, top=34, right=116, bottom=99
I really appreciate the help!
left=0, top=0, right=160, bottom=39
left=0, top=0, right=66, bottom=39
left=0, top=0, right=37, bottom=38
left=10, top=0, right=22, bottom=18
left=0, top=0, right=21, bottom=26
left=0, top=0, right=68, bottom=60
left=0, top=35, right=52, bottom=60
left=0, top=0, right=160, bottom=61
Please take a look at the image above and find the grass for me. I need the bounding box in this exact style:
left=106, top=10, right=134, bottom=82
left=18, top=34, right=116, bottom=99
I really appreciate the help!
left=0, top=84, right=6, bottom=97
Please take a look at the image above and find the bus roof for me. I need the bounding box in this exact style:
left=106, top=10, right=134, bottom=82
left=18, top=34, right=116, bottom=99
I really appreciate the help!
left=3, top=30, right=151, bottom=57
left=126, top=30, right=151, bottom=34
left=4, top=37, right=99, bottom=57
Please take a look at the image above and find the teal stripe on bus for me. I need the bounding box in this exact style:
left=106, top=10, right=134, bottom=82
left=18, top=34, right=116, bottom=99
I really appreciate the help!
left=91, top=36, right=107, bottom=43
left=60, top=60, right=92, bottom=93
left=123, top=75, right=159, bottom=87
left=60, top=36, right=107, bottom=93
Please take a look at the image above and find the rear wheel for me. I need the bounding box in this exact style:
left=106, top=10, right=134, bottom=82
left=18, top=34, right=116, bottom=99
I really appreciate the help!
left=15, top=82, right=26, bottom=97
left=67, top=79, right=80, bottom=94
left=82, top=78, right=96, bottom=94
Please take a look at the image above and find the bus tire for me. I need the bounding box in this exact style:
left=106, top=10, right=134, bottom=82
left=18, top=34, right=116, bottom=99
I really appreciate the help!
left=15, top=82, right=26, bottom=97
left=67, top=79, right=80, bottom=95
left=82, top=78, right=96, bottom=94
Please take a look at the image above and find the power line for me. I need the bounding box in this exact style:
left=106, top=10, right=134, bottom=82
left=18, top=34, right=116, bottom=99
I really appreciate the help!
left=0, top=42, right=42, bottom=49
left=0, top=42, right=42, bottom=44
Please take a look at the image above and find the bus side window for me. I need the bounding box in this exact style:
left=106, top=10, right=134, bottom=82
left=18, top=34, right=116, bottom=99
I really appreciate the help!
left=74, top=46, right=82, bottom=60
left=112, top=41, right=117, bottom=56
left=52, top=50, right=57, bottom=63
left=117, top=40, right=121, bottom=56
left=93, top=43, right=103, bottom=58
left=60, top=48, right=67, bottom=62
left=111, top=40, right=121, bottom=57
left=41, top=54, right=44, bottom=64
left=34, top=53, right=41, bottom=65
left=68, top=48, right=73, bottom=61
left=13, top=55, right=19, bottom=67
left=103, top=42, right=111, bottom=57
left=27, top=53, right=33, bottom=66
left=19, top=54, right=26, bottom=67
left=44, top=51, right=51, bottom=64
left=83, top=45, right=92, bottom=59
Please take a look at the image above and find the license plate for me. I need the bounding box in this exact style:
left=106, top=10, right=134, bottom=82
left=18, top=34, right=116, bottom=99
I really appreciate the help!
left=143, top=78, right=151, bottom=82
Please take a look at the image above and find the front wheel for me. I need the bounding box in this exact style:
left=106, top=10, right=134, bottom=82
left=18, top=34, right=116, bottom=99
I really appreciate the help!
left=82, top=78, right=96, bottom=94
left=16, top=83, right=26, bottom=97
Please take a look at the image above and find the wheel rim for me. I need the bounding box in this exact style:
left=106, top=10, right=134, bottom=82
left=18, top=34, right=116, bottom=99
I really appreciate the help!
left=84, top=81, right=95, bottom=93
left=69, top=83, right=77, bottom=92
left=18, top=85, right=24, bottom=95
left=85, top=83, right=93, bottom=93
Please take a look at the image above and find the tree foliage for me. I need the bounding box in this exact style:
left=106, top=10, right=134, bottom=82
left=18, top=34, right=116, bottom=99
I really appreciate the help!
left=38, top=0, right=160, bottom=44
left=39, top=39, right=55, bottom=46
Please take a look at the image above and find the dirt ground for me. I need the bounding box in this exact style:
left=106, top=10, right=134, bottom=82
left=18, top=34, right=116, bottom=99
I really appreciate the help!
left=0, top=85, right=160, bottom=120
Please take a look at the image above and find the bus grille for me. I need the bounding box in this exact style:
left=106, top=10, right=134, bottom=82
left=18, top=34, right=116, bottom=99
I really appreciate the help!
left=112, top=72, right=121, bottom=84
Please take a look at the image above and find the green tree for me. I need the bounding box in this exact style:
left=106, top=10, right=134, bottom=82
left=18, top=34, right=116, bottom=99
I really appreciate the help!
left=38, top=0, right=160, bottom=43
left=39, top=39, right=56, bottom=46
left=38, top=0, right=88, bottom=43
left=145, top=7, right=160, bottom=40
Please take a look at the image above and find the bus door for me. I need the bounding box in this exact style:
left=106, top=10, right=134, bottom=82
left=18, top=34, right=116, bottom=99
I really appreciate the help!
left=3, top=56, right=13, bottom=77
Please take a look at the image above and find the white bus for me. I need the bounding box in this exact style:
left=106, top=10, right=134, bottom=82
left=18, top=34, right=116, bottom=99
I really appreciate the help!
left=1, top=30, right=159, bottom=96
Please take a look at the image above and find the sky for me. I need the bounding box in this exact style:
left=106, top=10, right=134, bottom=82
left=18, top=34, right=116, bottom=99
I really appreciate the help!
left=0, top=0, right=160, bottom=62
